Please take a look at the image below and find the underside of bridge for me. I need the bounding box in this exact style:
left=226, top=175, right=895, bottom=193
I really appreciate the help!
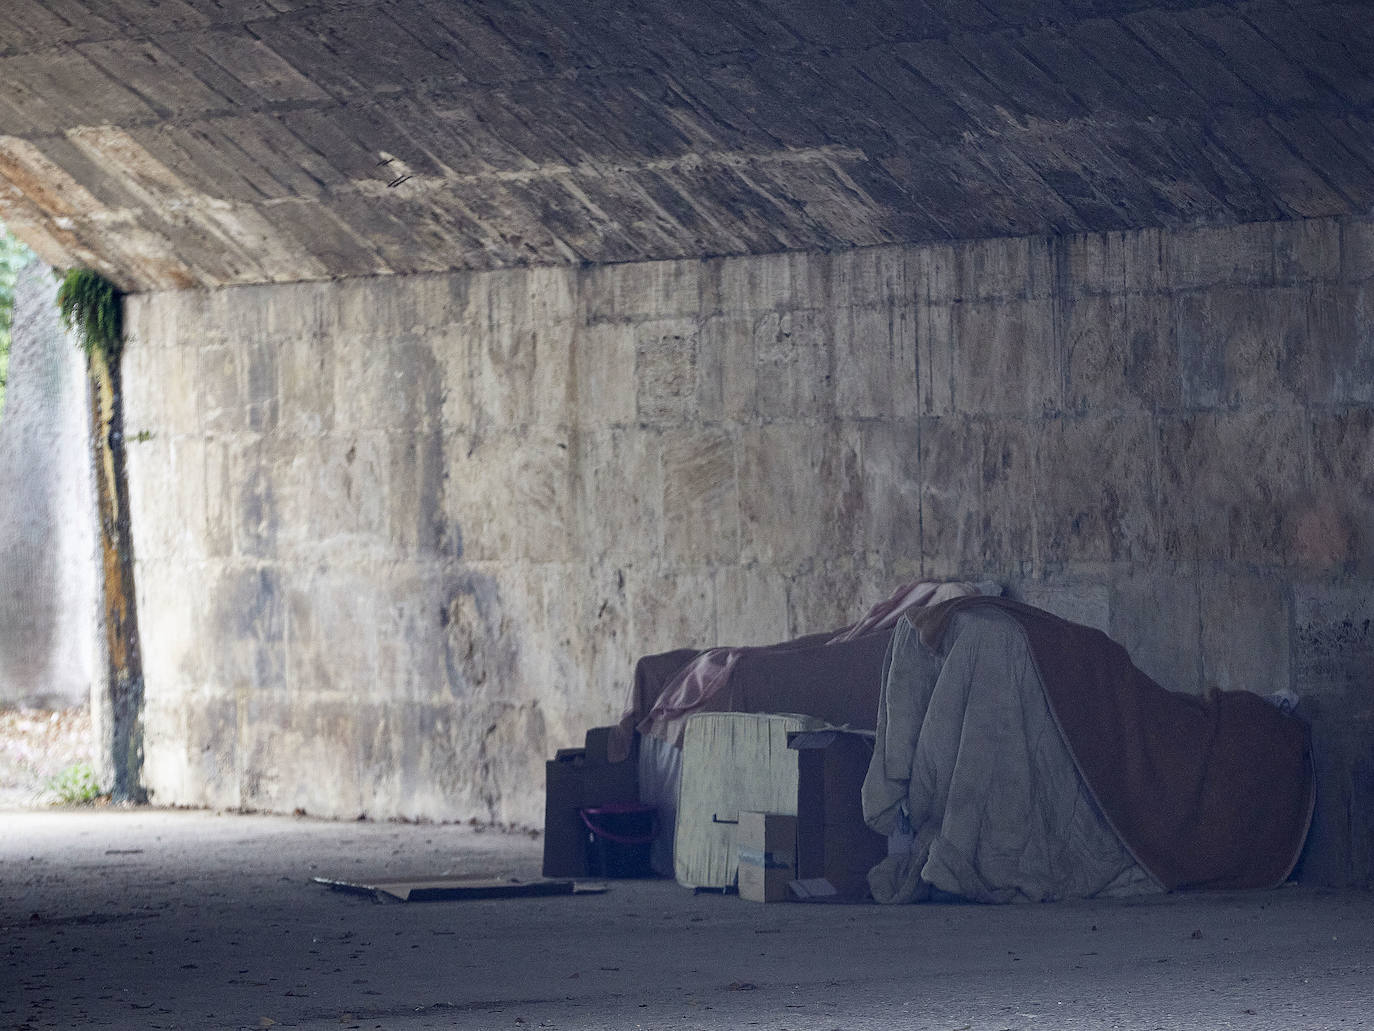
left=1, top=0, right=1372, bottom=288
left=1, top=1, right=1372, bottom=885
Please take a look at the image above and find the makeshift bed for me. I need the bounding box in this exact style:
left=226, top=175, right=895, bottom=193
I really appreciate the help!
left=610, top=580, right=980, bottom=759
left=608, top=581, right=980, bottom=873
left=601, top=585, right=1315, bottom=901
left=863, top=597, right=1315, bottom=902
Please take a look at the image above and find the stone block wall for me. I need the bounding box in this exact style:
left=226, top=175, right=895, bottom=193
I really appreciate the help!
left=123, top=215, right=1373, bottom=882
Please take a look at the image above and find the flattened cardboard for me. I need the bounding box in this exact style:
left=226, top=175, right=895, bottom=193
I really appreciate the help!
left=312, top=876, right=606, bottom=903
left=789, top=729, right=886, bottom=901
left=737, top=811, right=797, bottom=903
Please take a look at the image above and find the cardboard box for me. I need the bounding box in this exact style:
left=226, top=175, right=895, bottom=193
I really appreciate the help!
left=674, top=712, right=821, bottom=889
left=582, top=725, right=617, bottom=765
left=542, top=727, right=639, bottom=878
left=789, top=729, right=886, bottom=900
left=737, top=812, right=797, bottom=903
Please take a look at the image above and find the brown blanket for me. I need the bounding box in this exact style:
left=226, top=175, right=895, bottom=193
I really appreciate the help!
left=912, top=597, right=1315, bottom=891
left=608, top=633, right=891, bottom=763
left=608, top=580, right=978, bottom=762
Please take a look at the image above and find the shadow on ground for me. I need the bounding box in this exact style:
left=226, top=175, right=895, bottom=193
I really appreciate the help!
left=1, top=808, right=1371, bottom=1031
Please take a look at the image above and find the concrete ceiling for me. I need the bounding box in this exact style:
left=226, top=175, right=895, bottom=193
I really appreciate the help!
left=0, top=0, right=1371, bottom=292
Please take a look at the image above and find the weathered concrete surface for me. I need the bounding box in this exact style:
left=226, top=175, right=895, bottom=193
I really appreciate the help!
left=2, top=808, right=1372, bottom=1031
left=0, top=1, right=1371, bottom=290
left=0, top=261, right=96, bottom=709
left=120, top=214, right=1374, bottom=883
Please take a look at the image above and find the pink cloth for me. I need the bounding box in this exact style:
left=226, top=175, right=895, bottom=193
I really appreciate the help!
left=826, top=579, right=976, bottom=644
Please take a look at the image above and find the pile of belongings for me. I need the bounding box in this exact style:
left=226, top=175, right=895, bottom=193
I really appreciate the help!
left=862, top=596, right=1314, bottom=902
left=598, top=583, right=1314, bottom=902
left=609, top=580, right=981, bottom=873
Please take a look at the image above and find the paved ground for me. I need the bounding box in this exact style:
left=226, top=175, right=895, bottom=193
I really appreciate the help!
left=2, top=807, right=1372, bottom=1031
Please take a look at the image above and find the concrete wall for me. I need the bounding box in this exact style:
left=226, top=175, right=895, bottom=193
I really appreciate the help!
left=123, top=215, right=1374, bottom=882
left=0, top=261, right=98, bottom=709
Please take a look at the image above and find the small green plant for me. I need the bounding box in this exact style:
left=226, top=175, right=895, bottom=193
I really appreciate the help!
left=44, top=762, right=104, bottom=805
left=56, top=267, right=123, bottom=360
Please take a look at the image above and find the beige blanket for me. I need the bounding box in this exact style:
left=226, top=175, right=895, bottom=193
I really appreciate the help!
left=865, top=597, right=1315, bottom=902
left=864, top=606, right=1158, bottom=903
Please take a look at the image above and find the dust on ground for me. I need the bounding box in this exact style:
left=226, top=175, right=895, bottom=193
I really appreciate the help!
left=0, top=704, right=95, bottom=808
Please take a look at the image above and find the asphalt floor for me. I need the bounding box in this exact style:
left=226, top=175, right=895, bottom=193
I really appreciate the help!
left=2, top=807, right=1372, bottom=1031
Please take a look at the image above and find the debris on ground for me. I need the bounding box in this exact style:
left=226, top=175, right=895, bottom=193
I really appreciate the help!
left=0, top=705, right=95, bottom=807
